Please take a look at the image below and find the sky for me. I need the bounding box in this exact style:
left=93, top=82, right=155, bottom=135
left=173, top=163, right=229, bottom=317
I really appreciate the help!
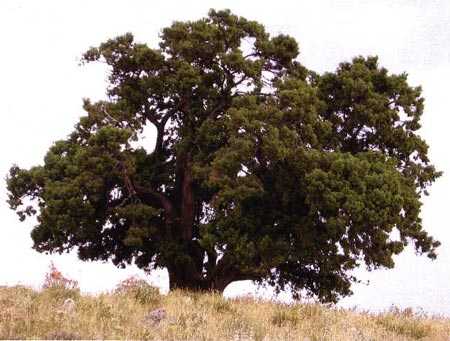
left=0, top=0, right=449, bottom=315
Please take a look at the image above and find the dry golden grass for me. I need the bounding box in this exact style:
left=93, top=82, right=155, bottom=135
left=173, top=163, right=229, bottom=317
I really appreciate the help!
left=1, top=282, right=449, bottom=341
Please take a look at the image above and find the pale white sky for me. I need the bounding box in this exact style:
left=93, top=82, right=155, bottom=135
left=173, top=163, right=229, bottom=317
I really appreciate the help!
left=1, top=0, right=449, bottom=315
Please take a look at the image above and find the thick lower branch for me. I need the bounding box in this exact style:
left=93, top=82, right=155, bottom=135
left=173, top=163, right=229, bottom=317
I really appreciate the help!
left=133, top=183, right=175, bottom=227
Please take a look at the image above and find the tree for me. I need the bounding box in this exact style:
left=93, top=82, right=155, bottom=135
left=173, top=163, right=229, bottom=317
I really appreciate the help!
left=6, top=9, right=441, bottom=302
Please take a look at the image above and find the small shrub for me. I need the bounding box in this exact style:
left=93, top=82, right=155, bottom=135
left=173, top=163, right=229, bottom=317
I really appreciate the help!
left=42, top=262, right=79, bottom=301
left=43, top=262, right=78, bottom=290
left=115, top=276, right=160, bottom=305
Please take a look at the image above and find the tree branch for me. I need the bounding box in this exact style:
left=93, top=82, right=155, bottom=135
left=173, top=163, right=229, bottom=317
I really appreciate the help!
left=116, top=160, right=175, bottom=226
left=134, top=183, right=175, bottom=225
left=143, top=101, right=183, bottom=155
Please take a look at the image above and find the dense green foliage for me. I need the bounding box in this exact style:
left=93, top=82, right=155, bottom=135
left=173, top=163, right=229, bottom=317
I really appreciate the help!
left=7, top=9, right=440, bottom=302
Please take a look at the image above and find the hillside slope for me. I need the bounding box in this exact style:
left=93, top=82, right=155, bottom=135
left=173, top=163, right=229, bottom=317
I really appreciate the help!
left=1, top=282, right=449, bottom=340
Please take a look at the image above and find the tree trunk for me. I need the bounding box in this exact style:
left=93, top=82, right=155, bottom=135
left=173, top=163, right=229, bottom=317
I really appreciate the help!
left=168, top=267, right=236, bottom=293
left=166, top=249, right=242, bottom=293
left=180, top=158, right=194, bottom=241
left=166, top=152, right=243, bottom=293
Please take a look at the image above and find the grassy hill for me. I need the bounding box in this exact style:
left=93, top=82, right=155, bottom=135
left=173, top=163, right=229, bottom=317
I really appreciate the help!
left=1, top=278, right=449, bottom=340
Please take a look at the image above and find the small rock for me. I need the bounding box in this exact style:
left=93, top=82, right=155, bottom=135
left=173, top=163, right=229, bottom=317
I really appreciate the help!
left=144, top=307, right=167, bottom=326
left=61, top=298, right=76, bottom=313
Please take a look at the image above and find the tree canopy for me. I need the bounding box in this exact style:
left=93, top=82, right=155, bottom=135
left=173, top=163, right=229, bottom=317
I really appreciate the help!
left=7, top=9, right=441, bottom=302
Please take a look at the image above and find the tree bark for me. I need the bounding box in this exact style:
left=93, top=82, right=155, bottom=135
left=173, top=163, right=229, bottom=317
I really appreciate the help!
left=180, top=157, right=194, bottom=241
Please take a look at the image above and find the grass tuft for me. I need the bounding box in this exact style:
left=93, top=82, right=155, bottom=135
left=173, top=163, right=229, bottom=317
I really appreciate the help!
left=375, top=308, right=433, bottom=340
left=271, top=306, right=299, bottom=327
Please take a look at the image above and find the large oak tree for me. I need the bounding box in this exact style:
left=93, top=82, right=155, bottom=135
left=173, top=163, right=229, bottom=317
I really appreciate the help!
left=7, top=9, right=441, bottom=302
